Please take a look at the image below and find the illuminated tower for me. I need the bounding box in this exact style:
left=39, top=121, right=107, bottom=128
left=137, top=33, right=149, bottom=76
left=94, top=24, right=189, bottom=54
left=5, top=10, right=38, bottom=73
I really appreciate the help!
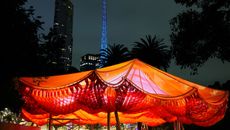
left=100, top=0, right=108, bottom=66
left=53, top=0, right=73, bottom=68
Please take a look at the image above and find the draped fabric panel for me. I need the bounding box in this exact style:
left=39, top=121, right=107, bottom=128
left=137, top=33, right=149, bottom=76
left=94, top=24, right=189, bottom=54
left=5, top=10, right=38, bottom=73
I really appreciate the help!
left=18, top=59, right=228, bottom=127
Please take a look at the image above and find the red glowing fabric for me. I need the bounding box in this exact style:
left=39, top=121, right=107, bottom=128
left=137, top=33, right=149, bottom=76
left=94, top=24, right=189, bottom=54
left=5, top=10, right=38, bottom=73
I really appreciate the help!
left=18, top=59, right=228, bottom=126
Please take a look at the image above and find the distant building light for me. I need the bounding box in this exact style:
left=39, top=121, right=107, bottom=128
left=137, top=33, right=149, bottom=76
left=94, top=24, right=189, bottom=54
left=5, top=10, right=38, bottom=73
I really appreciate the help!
left=52, top=61, right=57, bottom=64
left=61, top=48, right=66, bottom=51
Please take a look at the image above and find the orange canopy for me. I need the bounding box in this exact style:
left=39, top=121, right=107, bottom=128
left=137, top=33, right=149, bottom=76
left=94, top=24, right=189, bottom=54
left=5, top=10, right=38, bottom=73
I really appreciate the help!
left=18, top=59, right=228, bottom=126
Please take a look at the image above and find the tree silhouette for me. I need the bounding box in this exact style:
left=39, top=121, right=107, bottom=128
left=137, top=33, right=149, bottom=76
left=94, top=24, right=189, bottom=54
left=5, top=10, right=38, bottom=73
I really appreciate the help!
left=40, top=28, right=65, bottom=66
left=131, top=35, right=171, bottom=71
left=38, top=28, right=78, bottom=75
left=170, top=0, right=230, bottom=74
left=1, top=0, right=44, bottom=112
left=100, top=43, right=131, bottom=67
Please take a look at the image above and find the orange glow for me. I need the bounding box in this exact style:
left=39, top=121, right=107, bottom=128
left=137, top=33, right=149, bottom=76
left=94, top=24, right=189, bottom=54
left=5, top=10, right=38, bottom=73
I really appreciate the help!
left=18, top=59, right=228, bottom=126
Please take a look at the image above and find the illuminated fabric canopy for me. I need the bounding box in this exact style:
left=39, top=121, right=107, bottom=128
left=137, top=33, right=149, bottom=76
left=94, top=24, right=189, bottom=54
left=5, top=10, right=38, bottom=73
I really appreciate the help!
left=17, top=59, right=228, bottom=127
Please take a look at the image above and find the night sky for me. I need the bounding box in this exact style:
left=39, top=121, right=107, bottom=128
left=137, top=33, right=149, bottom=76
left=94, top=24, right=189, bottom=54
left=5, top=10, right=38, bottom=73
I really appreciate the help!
left=27, top=0, right=230, bottom=86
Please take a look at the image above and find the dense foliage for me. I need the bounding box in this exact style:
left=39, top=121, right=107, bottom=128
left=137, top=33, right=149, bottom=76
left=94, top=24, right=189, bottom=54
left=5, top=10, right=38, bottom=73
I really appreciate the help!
left=100, top=43, right=132, bottom=67
left=100, top=35, right=171, bottom=71
left=170, top=0, right=230, bottom=73
left=132, top=35, right=171, bottom=71
left=1, top=0, right=44, bottom=112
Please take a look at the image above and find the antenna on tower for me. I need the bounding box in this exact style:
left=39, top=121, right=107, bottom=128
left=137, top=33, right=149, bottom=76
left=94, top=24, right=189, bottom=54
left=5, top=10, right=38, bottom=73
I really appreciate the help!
left=99, top=0, right=108, bottom=67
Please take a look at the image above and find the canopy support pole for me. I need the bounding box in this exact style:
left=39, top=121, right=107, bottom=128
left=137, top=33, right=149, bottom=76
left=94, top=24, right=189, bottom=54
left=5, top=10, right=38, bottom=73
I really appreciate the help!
left=49, top=113, right=52, bottom=130
left=137, top=122, right=142, bottom=130
left=90, top=124, right=94, bottom=130
left=174, top=120, right=184, bottom=130
left=114, top=111, right=121, bottom=130
left=173, top=121, right=176, bottom=130
left=107, top=112, right=110, bottom=130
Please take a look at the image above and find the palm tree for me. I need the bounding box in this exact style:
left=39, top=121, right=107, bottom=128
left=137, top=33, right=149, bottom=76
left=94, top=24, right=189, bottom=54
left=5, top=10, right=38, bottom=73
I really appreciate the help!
left=131, top=35, right=171, bottom=71
left=100, top=43, right=131, bottom=67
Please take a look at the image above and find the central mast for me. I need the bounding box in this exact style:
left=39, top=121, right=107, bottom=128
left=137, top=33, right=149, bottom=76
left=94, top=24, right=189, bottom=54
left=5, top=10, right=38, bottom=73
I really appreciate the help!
left=100, top=0, right=108, bottom=67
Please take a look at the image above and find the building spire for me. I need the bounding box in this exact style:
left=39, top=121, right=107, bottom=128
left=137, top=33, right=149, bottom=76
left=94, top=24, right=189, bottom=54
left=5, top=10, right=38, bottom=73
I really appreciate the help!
left=100, top=0, right=108, bottom=67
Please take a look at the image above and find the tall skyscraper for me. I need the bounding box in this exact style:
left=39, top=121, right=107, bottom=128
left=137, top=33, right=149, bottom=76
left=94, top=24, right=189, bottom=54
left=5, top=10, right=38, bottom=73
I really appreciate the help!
left=99, top=0, right=108, bottom=67
left=52, top=0, right=73, bottom=68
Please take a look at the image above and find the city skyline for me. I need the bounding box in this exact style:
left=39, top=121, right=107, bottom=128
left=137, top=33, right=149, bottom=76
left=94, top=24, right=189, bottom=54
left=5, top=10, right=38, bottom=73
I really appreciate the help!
left=27, top=0, right=230, bottom=86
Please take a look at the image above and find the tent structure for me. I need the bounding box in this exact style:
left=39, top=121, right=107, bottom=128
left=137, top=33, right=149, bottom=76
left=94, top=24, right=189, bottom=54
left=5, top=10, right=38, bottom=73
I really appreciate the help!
left=17, top=59, right=228, bottom=129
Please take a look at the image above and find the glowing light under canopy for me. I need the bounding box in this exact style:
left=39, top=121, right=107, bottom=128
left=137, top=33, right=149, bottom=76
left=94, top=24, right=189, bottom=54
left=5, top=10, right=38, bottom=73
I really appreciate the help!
left=17, top=59, right=228, bottom=127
